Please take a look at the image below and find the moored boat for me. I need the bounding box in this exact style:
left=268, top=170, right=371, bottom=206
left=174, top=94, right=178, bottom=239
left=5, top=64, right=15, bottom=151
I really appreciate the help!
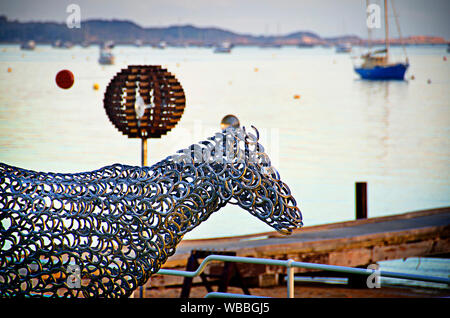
left=354, top=51, right=408, bottom=80
left=20, top=40, right=35, bottom=50
left=214, top=42, right=232, bottom=53
left=335, top=43, right=352, bottom=53
left=354, top=0, right=409, bottom=80
left=98, top=48, right=114, bottom=65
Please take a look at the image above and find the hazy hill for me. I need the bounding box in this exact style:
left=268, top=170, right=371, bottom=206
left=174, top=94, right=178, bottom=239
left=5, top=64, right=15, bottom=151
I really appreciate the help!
left=0, top=16, right=446, bottom=46
left=0, top=15, right=327, bottom=46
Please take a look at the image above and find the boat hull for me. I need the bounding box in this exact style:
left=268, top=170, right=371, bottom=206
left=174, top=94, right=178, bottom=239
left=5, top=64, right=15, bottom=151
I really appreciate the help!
left=99, top=57, right=115, bottom=65
left=355, top=63, right=409, bottom=80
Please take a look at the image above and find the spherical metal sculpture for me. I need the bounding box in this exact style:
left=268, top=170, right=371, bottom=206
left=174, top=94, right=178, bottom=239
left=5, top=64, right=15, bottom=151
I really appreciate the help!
left=103, top=65, right=186, bottom=139
left=220, top=114, right=240, bottom=130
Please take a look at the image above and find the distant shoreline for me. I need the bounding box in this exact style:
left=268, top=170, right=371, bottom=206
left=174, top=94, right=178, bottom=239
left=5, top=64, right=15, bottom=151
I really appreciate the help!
left=1, top=15, right=448, bottom=47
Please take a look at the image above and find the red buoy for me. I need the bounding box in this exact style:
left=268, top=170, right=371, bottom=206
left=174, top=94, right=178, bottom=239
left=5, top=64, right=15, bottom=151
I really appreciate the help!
left=55, top=69, right=74, bottom=89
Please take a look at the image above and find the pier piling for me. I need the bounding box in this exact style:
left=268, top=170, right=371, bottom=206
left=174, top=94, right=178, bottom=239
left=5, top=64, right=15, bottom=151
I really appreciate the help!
left=356, top=182, right=368, bottom=220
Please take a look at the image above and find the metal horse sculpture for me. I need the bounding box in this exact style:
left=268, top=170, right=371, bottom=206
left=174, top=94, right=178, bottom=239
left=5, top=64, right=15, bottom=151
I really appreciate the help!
left=0, top=127, right=302, bottom=297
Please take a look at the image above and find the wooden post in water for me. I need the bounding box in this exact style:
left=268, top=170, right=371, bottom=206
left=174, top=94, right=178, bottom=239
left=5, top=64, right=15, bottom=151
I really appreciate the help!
left=355, top=182, right=368, bottom=220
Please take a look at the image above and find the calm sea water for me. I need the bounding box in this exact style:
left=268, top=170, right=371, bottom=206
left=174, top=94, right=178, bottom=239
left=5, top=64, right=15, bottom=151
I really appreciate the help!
left=0, top=44, right=449, bottom=239
left=0, top=44, right=449, bottom=289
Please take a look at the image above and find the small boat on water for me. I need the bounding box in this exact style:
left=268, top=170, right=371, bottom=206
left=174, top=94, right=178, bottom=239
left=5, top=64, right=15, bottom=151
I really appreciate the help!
left=335, top=43, right=352, bottom=53
left=214, top=42, right=232, bottom=53
left=98, top=41, right=115, bottom=65
left=98, top=47, right=114, bottom=65
left=20, top=40, right=35, bottom=50
left=135, top=39, right=143, bottom=47
left=157, top=41, right=167, bottom=49
left=354, top=0, right=409, bottom=80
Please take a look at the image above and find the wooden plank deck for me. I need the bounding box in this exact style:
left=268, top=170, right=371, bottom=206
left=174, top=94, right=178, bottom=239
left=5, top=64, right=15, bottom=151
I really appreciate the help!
left=146, top=207, right=449, bottom=291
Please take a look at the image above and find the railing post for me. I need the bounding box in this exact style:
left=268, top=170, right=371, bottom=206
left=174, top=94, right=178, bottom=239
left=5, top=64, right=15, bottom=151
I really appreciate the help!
left=286, top=259, right=294, bottom=298
left=355, top=182, right=367, bottom=219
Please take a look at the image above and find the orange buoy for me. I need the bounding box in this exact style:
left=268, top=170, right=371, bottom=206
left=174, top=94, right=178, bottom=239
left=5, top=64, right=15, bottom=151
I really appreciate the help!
left=93, top=83, right=99, bottom=90
left=55, top=69, right=74, bottom=89
left=254, top=67, right=259, bottom=72
left=7, top=67, right=12, bottom=73
left=293, top=94, right=301, bottom=100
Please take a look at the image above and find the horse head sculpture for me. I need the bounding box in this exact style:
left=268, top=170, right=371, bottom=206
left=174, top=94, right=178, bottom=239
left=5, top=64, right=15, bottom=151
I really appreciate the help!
left=0, top=126, right=302, bottom=297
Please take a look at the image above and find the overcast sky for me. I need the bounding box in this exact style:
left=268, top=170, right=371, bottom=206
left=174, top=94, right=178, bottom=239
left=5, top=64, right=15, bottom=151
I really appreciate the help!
left=1, top=0, right=449, bottom=39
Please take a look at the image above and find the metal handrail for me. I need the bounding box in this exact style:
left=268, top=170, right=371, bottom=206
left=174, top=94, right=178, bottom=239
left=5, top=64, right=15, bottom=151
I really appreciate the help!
left=156, top=254, right=450, bottom=298
left=205, top=292, right=269, bottom=298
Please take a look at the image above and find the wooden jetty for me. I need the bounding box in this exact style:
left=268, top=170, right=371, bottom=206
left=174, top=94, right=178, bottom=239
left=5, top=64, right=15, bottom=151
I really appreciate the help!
left=144, top=207, right=450, bottom=294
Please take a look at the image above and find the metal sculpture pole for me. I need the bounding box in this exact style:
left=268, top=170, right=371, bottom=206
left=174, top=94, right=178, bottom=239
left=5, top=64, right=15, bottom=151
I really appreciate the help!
left=139, top=137, right=147, bottom=298
left=0, top=126, right=302, bottom=298
left=141, top=138, right=147, bottom=166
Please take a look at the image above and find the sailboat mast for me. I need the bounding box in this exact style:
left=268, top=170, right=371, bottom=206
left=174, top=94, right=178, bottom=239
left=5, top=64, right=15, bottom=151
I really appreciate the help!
left=384, top=0, right=390, bottom=59
left=391, top=0, right=409, bottom=64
